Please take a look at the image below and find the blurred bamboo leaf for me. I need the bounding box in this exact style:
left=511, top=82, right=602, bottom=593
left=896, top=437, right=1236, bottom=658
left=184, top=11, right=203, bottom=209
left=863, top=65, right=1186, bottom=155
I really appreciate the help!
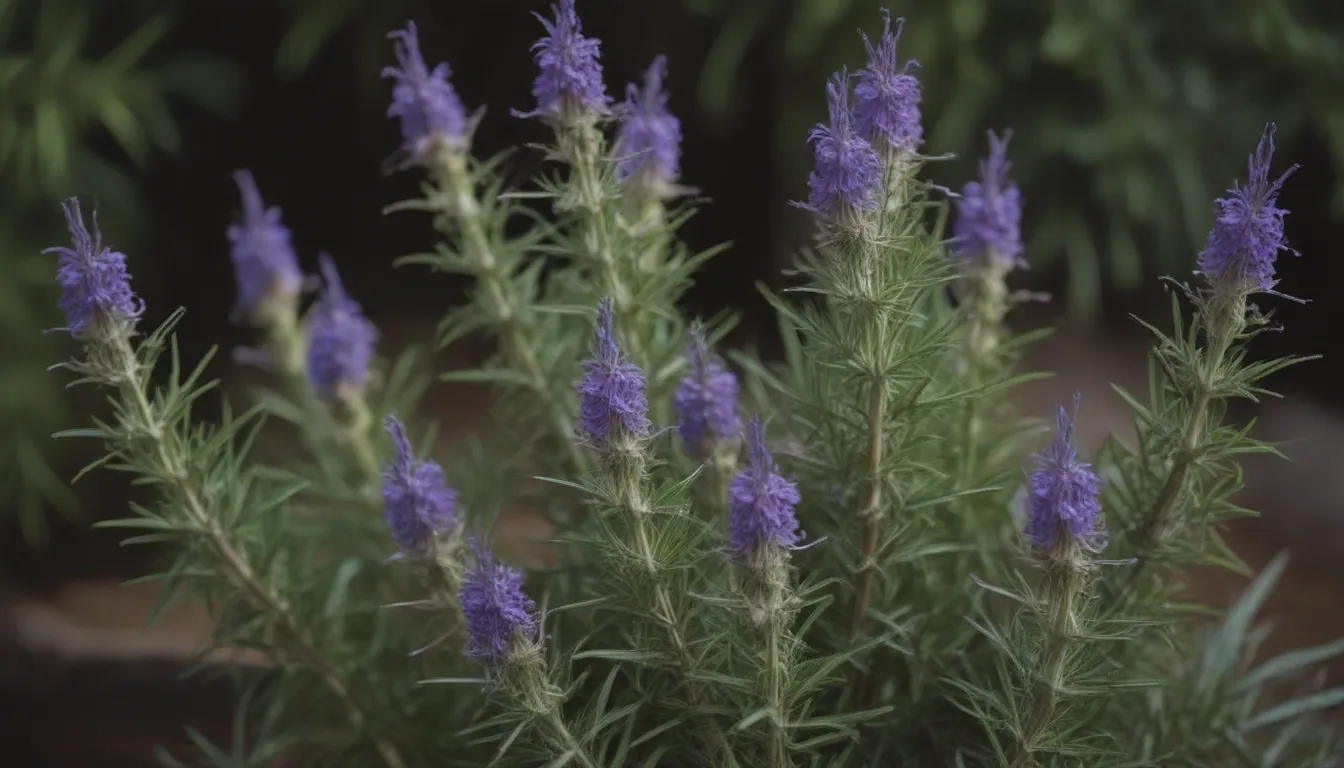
left=0, top=0, right=243, bottom=547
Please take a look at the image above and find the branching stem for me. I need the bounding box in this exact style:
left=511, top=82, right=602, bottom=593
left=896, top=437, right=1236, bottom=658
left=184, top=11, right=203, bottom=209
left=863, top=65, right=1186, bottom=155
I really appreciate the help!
left=1012, top=560, right=1082, bottom=768
left=562, top=124, right=647, bottom=366
left=433, top=150, right=588, bottom=475
left=612, top=440, right=737, bottom=766
left=108, top=337, right=405, bottom=768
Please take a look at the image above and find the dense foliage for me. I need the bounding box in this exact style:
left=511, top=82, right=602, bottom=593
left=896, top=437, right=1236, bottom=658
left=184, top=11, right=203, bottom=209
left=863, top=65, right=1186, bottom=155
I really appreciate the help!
left=39, top=2, right=1344, bottom=765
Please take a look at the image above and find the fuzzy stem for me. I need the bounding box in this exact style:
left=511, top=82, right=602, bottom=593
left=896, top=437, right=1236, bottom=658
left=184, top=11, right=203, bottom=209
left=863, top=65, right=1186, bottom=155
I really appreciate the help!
left=1116, top=289, right=1245, bottom=605
left=105, top=335, right=405, bottom=768
left=542, top=711, right=598, bottom=768
left=631, top=196, right=670, bottom=276
left=431, top=149, right=588, bottom=475
left=505, top=648, right=599, bottom=768
left=958, top=258, right=1008, bottom=483
left=338, top=388, right=384, bottom=487
left=1012, top=557, right=1083, bottom=768
left=758, top=560, right=795, bottom=768
left=849, top=376, right=887, bottom=641
left=560, top=124, right=647, bottom=366
left=608, top=434, right=737, bottom=766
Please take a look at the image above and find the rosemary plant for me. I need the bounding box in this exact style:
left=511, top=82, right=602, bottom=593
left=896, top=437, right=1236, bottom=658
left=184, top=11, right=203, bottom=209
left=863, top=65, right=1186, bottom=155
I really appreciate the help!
left=41, top=2, right=1344, bottom=766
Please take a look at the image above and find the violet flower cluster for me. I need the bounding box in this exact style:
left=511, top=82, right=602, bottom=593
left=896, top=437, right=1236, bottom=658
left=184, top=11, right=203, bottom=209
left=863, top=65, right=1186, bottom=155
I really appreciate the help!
left=576, top=298, right=649, bottom=445
left=802, top=71, right=883, bottom=219
left=952, top=130, right=1025, bottom=269
left=460, top=538, right=538, bottom=664
left=47, top=198, right=143, bottom=338
left=1196, top=123, right=1299, bottom=295
left=383, top=21, right=468, bottom=156
left=672, top=330, right=740, bottom=459
left=381, top=415, right=459, bottom=553
left=727, top=417, right=803, bottom=561
left=1024, top=397, right=1103, bottom=552
left=519, top=0, right=611, bottom=122
left=226, top=170, right=303, bottom=321
left=305, top=255, right=379, bottom=401
left=614, top=55, right=681, bottom=195
left=853, top=11, right=923, bottom=157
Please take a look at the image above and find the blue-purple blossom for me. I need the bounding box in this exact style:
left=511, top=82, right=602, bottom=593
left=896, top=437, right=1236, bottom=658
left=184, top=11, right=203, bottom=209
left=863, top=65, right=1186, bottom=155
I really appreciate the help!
left=614, top=55, right=681, bottom=188
left=853, top=11, right=923, bottom=155
left=519, top=0, right=610, bottom=120
left=460, top=538, right=537, bottom=663
left=383, top=21, right=468, bottom=154
left=801, top=71, right=882, bottom=218
left=305, top=255, right=379, bottom=401
left=382, top=415, right=459, bottom=552
left=1024, top=397, right=1103, bottom=551
left=46, top=198, right=144, bottom=337
left=226, top=170, right=303, bottom=319
left=673, top=330, right=740, bottom=458
left=727, top=417, right=803, bottom=559
left=952, top=130, right=1024, bottom=268
left=577, top=298, right=649, bottom=444
left=1196, top=123, right=1298, bottom=293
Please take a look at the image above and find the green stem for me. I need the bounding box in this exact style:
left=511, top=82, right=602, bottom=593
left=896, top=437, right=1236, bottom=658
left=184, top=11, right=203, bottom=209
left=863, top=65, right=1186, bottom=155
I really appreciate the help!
left=1012, top=559, right=1082, bottom=768
left=107, top=336, right=405, bottom=768
left=761, top=572, right=794, bottom=768
left=848, top=375, right=886, bottom=642
left=433, top=150, right=588, bottom=476
left=612, top=437, right=737, bottom=766
left=1113, top=290, right=1245, bottom=608
left=562, top=124, right=647, bottom=367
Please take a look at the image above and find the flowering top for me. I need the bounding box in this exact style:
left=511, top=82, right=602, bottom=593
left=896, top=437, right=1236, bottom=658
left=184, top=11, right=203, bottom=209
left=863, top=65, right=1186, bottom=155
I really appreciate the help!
left=577, top=298, right=649, bottom=444
left=460, top=538, right=538, bottom=663
left=383, top=21, right=468, bottom=155
left=305, top=255, right=379, bottom=401
left=226, top=170, right=303, bottom=319
left=802, top=71, right=882, bottom=219
left=520, top=0, right=610, bottom=121
left=727, top=417, right=803, bottom=560
left=672, top=330, right=740, bottom=458
left=1196, top=123, right=1298, bottom=294
left=853, top=11, right=923, bottom=155
left=614, top=55, right=681, bottom=191
left=46, top=198, right=143, bottom=338
left=951, top=130, right=1025, bottom=268
left=381, top=415, right=459, bottom=552
left=1024, top=397, right=1103, bottom=551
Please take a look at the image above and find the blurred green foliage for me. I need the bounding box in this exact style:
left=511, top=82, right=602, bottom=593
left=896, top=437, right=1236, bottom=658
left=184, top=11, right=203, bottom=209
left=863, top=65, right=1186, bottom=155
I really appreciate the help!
left=0, top=0, right=241, bottom=545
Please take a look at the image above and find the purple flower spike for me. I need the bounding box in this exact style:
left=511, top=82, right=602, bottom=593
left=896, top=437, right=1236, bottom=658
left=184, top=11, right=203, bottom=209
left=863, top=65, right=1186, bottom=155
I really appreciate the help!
left=382, top=415, right=459, bottom=552
left=305, top=255, right=379, bottom=401
left=952, top=130, right=1025, bottom=268
left=383, top=21, right=468, bottom=155
left=1024, top=395, right=1103, bottom=551
left=614, top=55, right=681, bottom=191
left=46, top=198, right=144, bottom=338
left=519, top=0, right=610, bottom=121
left=1197, top=123, right=1298, bottom=294
left=727, top=416, right=803, bottom=560
left=801, top=71, right=882, bottom=219
left=577, top=298, right=649, bottom=444
left=460, top=538, right=538, bottom=663
left=854, top=11, right=923, bottom=155
left=226, top=170, right=303, bottom=320
left=673, top=330, right=740, bottom=458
